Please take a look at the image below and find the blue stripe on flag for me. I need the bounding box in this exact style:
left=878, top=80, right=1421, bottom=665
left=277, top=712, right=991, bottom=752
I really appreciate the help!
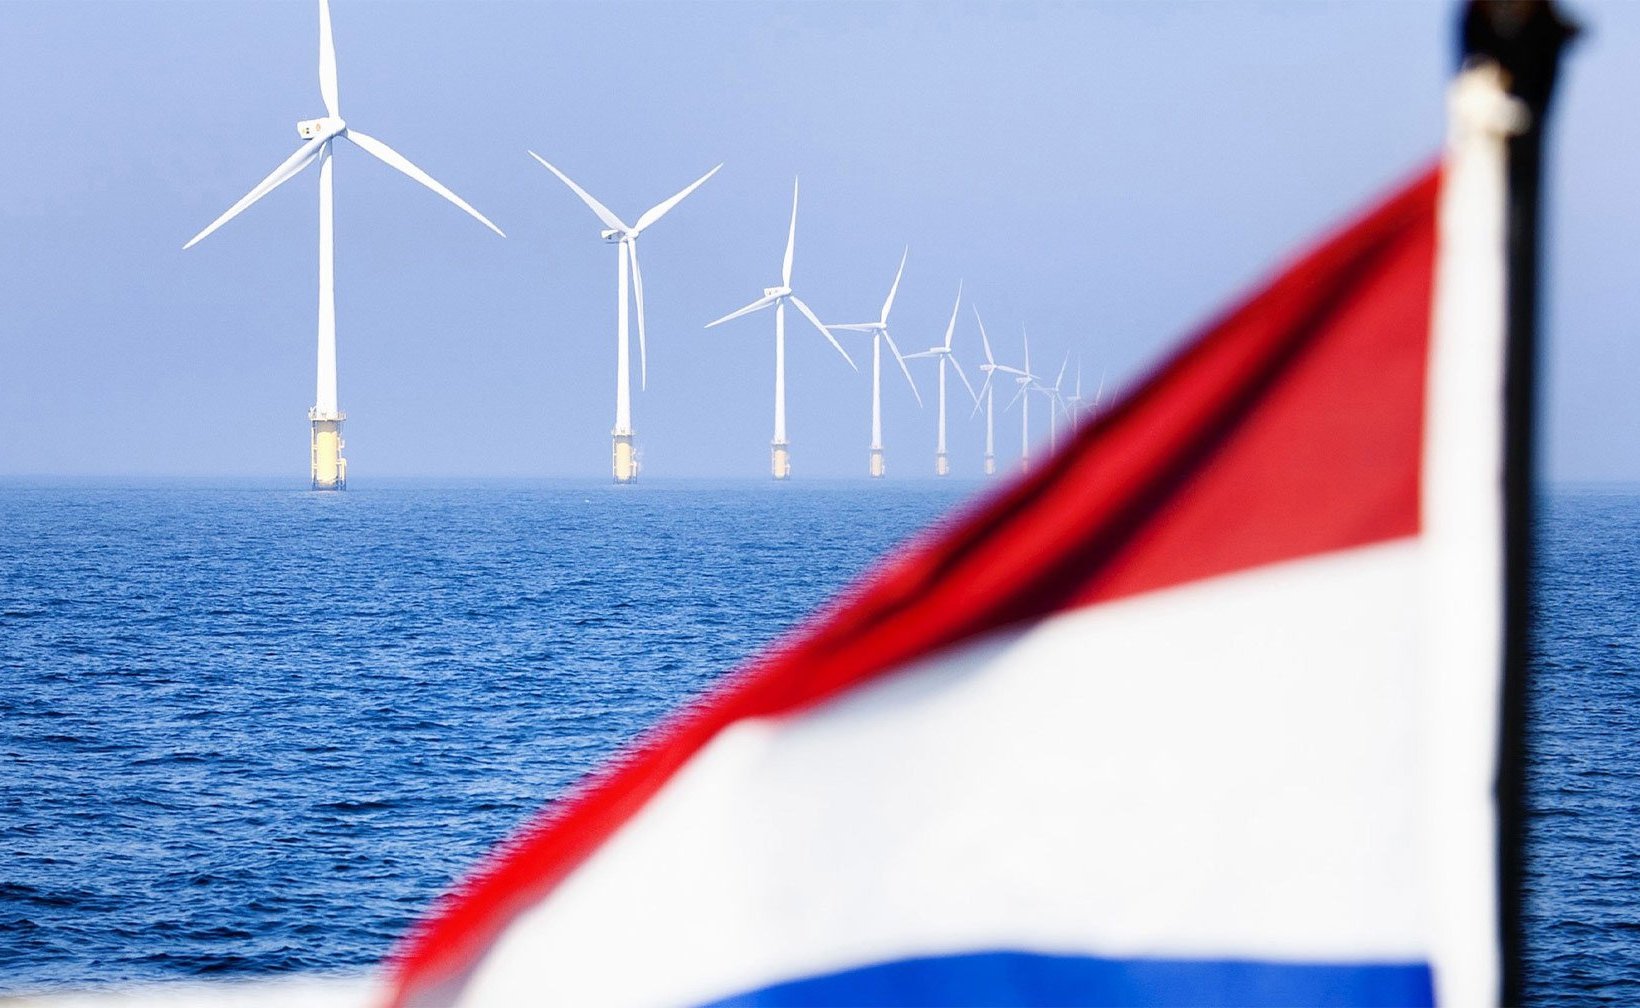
left=701, top=950, right=1434, bottom=1007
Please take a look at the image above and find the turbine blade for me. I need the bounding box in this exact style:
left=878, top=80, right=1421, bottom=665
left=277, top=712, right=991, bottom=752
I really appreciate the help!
left=633, top=163, right=722, bottom=234
left=943, top=281, right=962, bottom=349
left=1023, top=326, right=1031, bottom=376
left=971, top=370, right=993, bottom=418
left=628, top=242, right=648, bottom=390
left=318, top=0, right=340, bottom=117
left=782, top=177, right=799, bottom=287
left=1095, top=367, right=1107, bottom=411
left=1075, top=355, right=1084, bottom=398
left=951, top=354, right=979, bottom=405
left=788, top=295, right=855, bottom=371
left=973, top=304, right=994, bottom=364
left=1054, top=351, right=1069, bottom=390
left=705, top=293, right=777, bottom=328
left=880, top=247, right=907, bottom=324
left=183, top=136, right=326, bottom=249
left=881, top=328, right=922, bottom=408
left=901, top=351, right=938, bottom=359
left=348, top=131, right=504, bottom=236
left=1003, top=381, right=1026, bottom=414
left=828, top=323, right=880, bottom=333
left=526, top=151, right=628, bottom=233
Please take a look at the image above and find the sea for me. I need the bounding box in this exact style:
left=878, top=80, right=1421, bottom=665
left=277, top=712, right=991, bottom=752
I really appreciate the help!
left=0, top=479, right=1634, bottom=1005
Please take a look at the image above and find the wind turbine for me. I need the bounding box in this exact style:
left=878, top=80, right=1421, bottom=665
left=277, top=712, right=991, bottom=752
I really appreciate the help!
left=829, top=250, right=921, bottom=479
left=1036, top=352, right=1072, bottom=453
left=184, top=0, right=503, bottom=491
left=528, top=154, right=721, bottom=483
left=1001, top=327, right=1041, bottom=472
left=1064, top=356, right=1087, bottom=418
left=971, top=307, right=1028, bottom=476
left=706, top=178, right=855, bottom=480
left=904, top=283, right=978, bottom=476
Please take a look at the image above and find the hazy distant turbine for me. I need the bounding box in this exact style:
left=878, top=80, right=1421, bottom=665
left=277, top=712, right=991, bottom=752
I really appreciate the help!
left=1002, top=327, right=1041, bottom=472
left=705, top=178, right=855, bottom=480
left=905, top=283, right=979, bottom=477
left=1037, top=352, right=1072, bottom=453
left=829, top=249, right=922, bottom=479
left=528, top=154, right=721, bottom=484
left=971, top=307, right=1028, bottom=477
left=183, top=0, right=503, bottom=491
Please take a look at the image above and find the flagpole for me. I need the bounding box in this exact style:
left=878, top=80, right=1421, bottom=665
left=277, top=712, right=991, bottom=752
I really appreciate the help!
left=1459, top=2, right=1576, bottom=1004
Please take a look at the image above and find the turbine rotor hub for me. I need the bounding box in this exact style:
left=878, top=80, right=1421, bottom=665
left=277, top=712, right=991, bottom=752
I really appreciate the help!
left=296, top=116, right=345, bottom=140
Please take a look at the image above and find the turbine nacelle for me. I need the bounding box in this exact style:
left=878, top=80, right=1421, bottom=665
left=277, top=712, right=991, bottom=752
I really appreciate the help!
left=601, top=228, right=628, bottom=243
left=764, top=285, right=792, bottom=299
left=296, top=116, right=345, bottom=140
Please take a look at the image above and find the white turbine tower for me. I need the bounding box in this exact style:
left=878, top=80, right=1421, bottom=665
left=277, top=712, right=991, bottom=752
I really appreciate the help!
left=706, top=178, right=855, bottom=480
left=528, top=154, right=721, bottom=483
left=905, top=283, right=978, bottom=476
left=971, top=307, right=1029, bottom=476
left=1001, top=327, right=1041, bottom=472
left=184, top=0, right=503, bottom=491
left=829, top=249, right=921, bottom=479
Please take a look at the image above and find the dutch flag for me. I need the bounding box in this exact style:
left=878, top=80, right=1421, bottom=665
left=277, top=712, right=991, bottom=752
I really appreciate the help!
left=389, top=7, right=1573, bottom=1007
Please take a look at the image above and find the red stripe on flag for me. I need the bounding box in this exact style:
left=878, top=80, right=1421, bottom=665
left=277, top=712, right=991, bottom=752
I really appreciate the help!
left=389, top=165, right=1440, bottom=1005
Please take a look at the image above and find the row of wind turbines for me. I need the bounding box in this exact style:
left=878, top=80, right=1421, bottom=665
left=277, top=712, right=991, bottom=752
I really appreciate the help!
left=184, top=0, right=1102, bottom=488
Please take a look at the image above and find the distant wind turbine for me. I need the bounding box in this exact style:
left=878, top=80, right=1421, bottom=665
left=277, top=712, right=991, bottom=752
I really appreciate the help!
left=1064, top=356, right=1088, bottom=418
left=905, top=283, right=978, bottom=477
left=528, top=154, right=721, bottom=483
left=184, top=0, right=503, bottom=491
left=706, top=178, right=855, bottom=480
left=971, top=307, right=1028, bottom=476
left=1037, top=352, right=1072, bottom=453
left=1001, top=327, right=1041, bottom=472
left=830, top=249, right=921, bottom=479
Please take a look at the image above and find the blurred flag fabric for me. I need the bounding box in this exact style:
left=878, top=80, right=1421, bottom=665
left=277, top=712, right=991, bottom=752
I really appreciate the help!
left=390, top=8, right=1570, bottom=1008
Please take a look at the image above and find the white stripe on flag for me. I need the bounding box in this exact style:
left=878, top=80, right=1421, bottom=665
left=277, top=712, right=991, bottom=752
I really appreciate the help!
left=461, top=540, right=1429, bottom=1008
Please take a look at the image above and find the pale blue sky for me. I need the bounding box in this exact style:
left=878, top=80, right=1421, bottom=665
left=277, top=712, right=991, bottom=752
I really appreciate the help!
left=0, top=1, right=1632, bottom=481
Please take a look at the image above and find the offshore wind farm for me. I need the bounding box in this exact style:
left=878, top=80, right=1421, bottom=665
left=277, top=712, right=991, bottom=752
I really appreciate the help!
left=174, top=0, right=1101, bottom=487
left=164, top=0, right=1117, bottom=488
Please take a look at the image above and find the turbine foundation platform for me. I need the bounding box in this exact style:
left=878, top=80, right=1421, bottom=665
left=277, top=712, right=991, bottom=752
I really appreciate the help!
left=309, top=410, right=346, bottom=491
left=984, top=453, right=996, bottom=476
left=935, top=452, right=950, bottom=477
left=868, top=448, right=885, bottom=479
left=771, top=441, right=791, bottom=481
left=612, top=432, right=638, bottom=484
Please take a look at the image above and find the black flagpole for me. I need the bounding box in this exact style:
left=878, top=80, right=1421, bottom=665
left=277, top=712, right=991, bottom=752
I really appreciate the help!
left=1459, top=2, right=1576, bottom=1004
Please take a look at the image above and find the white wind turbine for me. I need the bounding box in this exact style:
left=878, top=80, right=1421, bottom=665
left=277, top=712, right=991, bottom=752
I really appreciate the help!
left=970, top=307, right=1029, bottom=476
left=528, top=154, right=721, bottom=484
left=184, top=0, right=503, bottom=491
left=1036, top=352, right=1073, bottom=453
left=904, top=283, right=978, bottom=477
left=1001, top=327, right=1042, bottom=472
left=1064, top=356, right=1087, bottom=418
left=706, top=178, right=855, bottom=480
left=828, top=249, right=922, bottom=479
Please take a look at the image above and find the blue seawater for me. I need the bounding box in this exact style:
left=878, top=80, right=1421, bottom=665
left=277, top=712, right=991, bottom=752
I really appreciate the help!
left=0, top=480, right=1634, bottom=1005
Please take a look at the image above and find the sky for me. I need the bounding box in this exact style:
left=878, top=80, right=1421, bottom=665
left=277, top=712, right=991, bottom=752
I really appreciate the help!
left=0, top=0, right=1632, bottom=482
